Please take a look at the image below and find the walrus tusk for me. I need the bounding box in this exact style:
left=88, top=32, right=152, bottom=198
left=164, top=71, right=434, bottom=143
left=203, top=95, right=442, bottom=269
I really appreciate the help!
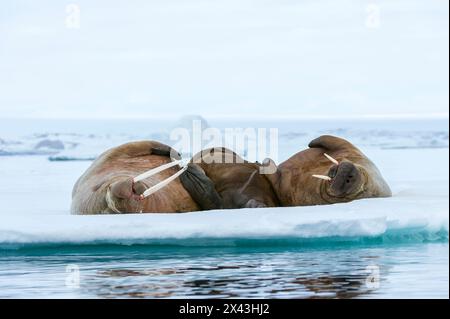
left=312, top=174, right=332, bottom=181
left=140, top=165, right=189, bottom=199
left=133, top=160, right=184, bottom=183
left=324, top=153, right=339, bottom=165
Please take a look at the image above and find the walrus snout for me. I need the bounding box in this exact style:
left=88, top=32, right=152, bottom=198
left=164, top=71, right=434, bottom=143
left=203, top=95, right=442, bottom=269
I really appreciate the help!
left=110, top=178, right=146, bottom=201
left=327, top=161, right=362, bottom=197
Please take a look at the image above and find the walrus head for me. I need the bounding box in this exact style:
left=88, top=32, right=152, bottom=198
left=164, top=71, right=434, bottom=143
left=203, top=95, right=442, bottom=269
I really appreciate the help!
left=264, top=135, right=391, bottom=206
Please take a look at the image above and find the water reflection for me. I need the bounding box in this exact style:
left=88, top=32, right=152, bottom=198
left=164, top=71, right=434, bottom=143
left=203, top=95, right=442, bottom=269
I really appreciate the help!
left=91, top=258, right=379, bottom=298
left=2, top=244, right=448, bottom=299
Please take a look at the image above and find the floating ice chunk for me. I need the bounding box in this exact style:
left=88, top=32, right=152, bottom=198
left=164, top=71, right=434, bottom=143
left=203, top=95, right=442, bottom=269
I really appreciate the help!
left=34, top=139, right=65, bottom=151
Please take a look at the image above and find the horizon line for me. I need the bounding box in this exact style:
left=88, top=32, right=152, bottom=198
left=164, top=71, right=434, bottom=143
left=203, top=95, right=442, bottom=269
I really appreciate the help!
left=0, top=112, right=448, bottom=121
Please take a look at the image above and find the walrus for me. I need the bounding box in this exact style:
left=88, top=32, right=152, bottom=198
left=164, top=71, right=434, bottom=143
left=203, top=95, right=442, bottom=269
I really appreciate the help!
left=72, top=135, right=391, bottom=214
left=267, top=134, right=392, bottom=206
left=180, top=135, right=392, bottom=209
left=71, top=140, right=219, bottom=214
left=181, top=147, right=280, bottom=209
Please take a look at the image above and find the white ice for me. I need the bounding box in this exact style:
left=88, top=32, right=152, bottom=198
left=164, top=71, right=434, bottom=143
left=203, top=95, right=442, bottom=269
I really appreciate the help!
left=0, top=146, right=447, bottom=247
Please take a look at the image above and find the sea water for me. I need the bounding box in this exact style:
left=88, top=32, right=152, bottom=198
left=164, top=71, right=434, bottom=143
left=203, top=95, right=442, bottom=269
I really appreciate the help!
left=0, top=117, right=448, bottom=298
left=0, top=244, right=447, bottom=299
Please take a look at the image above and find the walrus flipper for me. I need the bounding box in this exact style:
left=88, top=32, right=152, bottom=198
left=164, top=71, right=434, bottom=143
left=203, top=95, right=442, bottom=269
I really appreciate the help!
left=180, top=163, right=224, bottom=210
left=150, top=145, right=182, bottom=160
left=308, top=135, right=356, bottom=151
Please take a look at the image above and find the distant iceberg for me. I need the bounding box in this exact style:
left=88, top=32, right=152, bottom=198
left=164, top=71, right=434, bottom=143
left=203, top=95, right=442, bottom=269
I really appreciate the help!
left=173, top=114, right=210, bottom=130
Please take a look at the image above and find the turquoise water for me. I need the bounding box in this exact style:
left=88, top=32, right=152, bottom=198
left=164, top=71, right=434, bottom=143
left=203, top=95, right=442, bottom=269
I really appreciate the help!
left=0, top=243, right=448, bottom=298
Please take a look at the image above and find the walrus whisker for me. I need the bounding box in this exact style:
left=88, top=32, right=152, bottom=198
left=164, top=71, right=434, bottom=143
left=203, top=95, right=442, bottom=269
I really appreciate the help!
left=324, top=153, right=339, bottom=165
left=141, top=165, right=189, bottom=199
left=312, top=174, right=332, bottom=181
left=133, top=160, right=184, bottom=183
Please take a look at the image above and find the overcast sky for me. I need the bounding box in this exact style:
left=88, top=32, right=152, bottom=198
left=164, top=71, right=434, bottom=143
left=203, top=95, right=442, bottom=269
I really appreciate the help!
left=0, top=0, right=448, bottom=119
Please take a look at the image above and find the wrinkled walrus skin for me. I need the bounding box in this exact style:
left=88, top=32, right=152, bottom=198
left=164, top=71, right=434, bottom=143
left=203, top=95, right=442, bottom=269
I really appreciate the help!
left=71, top=141, right=203, bottom=214
left=181, top=148, right=280, bottom=209
left=72, top=136, right=391, bottom=214
left=268, top=135, right=392, bottom=206
left=181, top=135, right=391, bottom=210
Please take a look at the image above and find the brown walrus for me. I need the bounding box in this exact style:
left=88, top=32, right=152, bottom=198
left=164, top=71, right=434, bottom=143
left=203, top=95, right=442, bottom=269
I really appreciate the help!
left=71, top=141, right=209, bottom=214
left=181, top=135, right=392, bottom=209
left=71, top=135, right=391, bottom=214
left=267, top=134, right=392, bottom=206
left=181, top=148, right=280, bottom=209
